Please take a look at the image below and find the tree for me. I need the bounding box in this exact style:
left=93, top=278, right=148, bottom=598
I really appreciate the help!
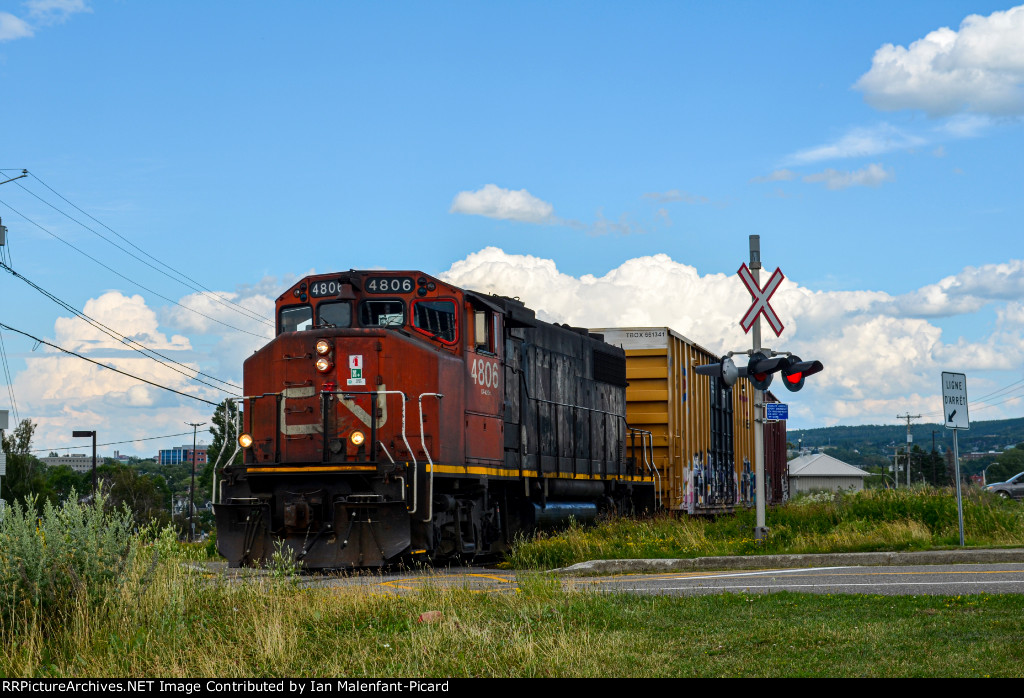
left=986, top=444, right=1024, bottom=484
left=45, top=465, right=90, bottom=503
left=97, top=464, right=171, bottom=527
left=1, top=419, right=47, bottom=507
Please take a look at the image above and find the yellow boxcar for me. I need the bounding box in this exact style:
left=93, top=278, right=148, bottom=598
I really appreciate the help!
left=591, top=327, right=758, bottom=513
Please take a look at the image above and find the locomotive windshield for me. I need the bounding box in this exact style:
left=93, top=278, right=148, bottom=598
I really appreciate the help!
left=317, top=301, right=352, bottom=328
left=360, top=299, right=405, bottom=328
left=279, top=305, right=312, bottom=333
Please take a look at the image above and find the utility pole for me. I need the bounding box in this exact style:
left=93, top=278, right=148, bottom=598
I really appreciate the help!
left=897, top=413, right=921, bottom=486
left=0, top=410, right=7, bottom=521
left=186, top=421, right=206, bottom=542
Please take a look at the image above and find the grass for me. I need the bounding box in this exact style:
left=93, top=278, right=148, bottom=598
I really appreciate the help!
left=1, top=487, right=1022, bottom=678
left=1, top=554, right=1021, bottom=677
left=507, top=486, right=1024, bottom=569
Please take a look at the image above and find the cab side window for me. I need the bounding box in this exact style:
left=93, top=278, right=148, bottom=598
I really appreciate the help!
left=413, top=300, right=457, bottom=343
left=474, top=310, right=494, bottom=353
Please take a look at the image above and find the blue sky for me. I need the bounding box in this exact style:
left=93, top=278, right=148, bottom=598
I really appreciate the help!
left=1, top=1, right=1022, bottom=455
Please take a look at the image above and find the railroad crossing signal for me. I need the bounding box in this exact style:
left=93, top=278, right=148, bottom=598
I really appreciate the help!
left=694, top=353, right=823, bottom=392
left=738, top=263, right=785, bottom=337
left=780, top=355, right=824, bottom=392
left=693, top=355, right=740, bottom=386
left=746, top=351, right=789, bottom=390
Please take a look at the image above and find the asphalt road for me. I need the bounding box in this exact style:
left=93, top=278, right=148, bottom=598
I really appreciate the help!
left=561, top=563, right=1024, bottom=596
left=203, top=548, right=1024, bottom=597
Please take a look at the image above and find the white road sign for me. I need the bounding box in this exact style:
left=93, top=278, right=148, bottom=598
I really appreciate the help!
left=941, top=372, right=969, bottom=430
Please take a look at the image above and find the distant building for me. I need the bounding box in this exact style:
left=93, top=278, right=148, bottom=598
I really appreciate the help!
left=788, top=453, right=868, bottom=495
left=157, top=444, right=209, bottom=469
left=41, top=453, right=97, bottom=473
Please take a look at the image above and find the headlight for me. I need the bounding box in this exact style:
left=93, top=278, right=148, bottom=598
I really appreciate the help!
left=315, top=340, right=331, bottom=355
left=315, top=357, right=333, bottom=372
left=350, top=430, right=365, bottom=446
left=238, top=433, right=253, bottom=448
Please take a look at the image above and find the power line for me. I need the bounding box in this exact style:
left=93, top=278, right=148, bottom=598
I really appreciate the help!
left=17, top=173, right=274, bottom=328
left=0, top=327, right=20, bottom=425
left=0, top=321, right=219, bottom=406
left=970, top=377, right=1024, bottom=404
left=0, top=197, right=272, bottom=339
left=0, top=260, right=241, bottom=394
left=32, top=428, right=213, bottom=454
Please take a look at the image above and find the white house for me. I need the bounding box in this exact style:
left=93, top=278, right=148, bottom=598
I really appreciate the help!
left=788, top=453, right=868, bottom=495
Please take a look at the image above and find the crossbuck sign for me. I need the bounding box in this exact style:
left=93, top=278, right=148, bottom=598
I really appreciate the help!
left=738, top=263, right=785, bottom=336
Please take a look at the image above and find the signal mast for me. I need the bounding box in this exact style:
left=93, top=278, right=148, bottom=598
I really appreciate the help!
left=694, top=236, right=823, bottom=539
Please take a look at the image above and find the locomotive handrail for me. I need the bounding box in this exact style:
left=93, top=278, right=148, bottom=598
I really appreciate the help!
left=321, top=389, right=419, bottom=514
left=522, top=389, right=653, bottom=482
left=417, top=392, right=444, bottom=523
left=214, top=392, right=283, bottom=504
left=212, top=397, right=246, bottom=506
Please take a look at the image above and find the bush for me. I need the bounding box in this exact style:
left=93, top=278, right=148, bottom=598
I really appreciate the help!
left=0, top=490, right=138, bottom=620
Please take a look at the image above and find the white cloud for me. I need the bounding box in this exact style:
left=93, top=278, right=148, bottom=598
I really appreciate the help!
left=787, top=124, right=925, bottom=164
left=449, top=184, right=557, bottom=224
left=24, top=0, right=91, bottom=25
left=750, top=169, right=798, bottom=183
left=901, top=260, right=1024, bottom=313
left=441, top=247, right=1024, bottom=426
left=642, top=190, right=710, bottom=204
left=0, top=2, right=89, bottom=42
left=854, top=4, right=1024, bottom=116
left=0, top=12, right=33, bottom=40
left=2, top=274, right=319, bottom=455
left=53, top=291, right=191, bottom=353
left=802, top=163, right=894, bottom=190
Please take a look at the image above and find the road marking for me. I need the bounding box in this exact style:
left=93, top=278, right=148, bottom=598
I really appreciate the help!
left=659, top=579, right=1024, bottom=591
left=670, top=566, right=850, bottom=580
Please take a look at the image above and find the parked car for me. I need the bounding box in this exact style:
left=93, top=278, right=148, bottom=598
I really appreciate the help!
left=985, top=471, right=1024, bottom=500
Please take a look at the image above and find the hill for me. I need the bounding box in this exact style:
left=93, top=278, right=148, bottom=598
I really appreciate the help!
left=788, top=417, right=1024, bottom=473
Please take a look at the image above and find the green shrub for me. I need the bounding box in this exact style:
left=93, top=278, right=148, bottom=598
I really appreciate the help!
left=0, top=490, right=138, bottom=620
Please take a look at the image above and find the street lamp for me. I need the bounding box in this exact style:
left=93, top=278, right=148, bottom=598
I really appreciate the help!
left=72, top=430, right=97, bottom=495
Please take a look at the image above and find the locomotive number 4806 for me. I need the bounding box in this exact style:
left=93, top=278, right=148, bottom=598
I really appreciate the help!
left=470, top=357, right=500, bottom=388
left=366, top=277, right=414, bottom=293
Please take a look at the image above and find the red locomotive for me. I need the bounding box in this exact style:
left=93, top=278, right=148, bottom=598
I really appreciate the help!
left=214, top=270, right=657, bottom=568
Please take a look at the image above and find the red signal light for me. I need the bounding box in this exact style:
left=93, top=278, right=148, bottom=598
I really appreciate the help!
left=781, top=356, right=823, bottom=392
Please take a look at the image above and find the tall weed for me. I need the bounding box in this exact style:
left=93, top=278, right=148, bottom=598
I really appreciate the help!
left=0, top=490, right=138, bottom=621
left=508, top=486, right=1024, bottom=568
